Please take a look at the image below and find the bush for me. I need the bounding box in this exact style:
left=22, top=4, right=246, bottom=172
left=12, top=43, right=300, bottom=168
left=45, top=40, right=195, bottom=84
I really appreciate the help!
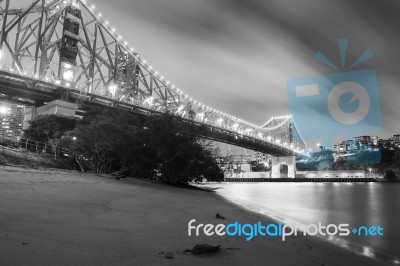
left=61, top=110, right=224, bottom=185
left=384, top=170, right=397, bottom=181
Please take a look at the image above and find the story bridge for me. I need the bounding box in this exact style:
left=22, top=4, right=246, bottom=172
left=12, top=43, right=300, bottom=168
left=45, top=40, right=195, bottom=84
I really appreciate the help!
left=0, top=0, right=306, bottom=177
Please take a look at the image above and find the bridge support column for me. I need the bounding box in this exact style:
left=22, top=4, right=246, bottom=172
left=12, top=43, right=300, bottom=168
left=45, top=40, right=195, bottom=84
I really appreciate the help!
left=23, top=100, right=78, bottom=130
left=271, top=156, right=296, bottom=178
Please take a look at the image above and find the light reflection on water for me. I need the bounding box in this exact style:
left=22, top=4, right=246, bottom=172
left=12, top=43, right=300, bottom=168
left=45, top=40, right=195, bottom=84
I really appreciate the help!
left=205, top=182, right=400, bottom=264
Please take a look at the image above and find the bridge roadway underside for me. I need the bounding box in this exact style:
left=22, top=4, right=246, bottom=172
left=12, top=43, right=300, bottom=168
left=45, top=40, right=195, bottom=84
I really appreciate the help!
left=0, top=72, right=295, bottom=157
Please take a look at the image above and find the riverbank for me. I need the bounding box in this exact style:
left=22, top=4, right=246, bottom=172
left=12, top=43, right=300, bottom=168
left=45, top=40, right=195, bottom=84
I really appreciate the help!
left=0, top=166, right=386, bottom=265
left=0, top=145, right=70, bottom=169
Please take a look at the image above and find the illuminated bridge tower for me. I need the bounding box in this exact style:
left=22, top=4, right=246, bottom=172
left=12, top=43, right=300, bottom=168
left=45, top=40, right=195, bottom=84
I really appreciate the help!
left=58, top=3, right=81, bottom=85
left=262, top=115, right=306, bottom=178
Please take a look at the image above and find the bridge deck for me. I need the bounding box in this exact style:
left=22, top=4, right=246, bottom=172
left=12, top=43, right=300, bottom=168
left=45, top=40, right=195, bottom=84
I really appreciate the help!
left=0, top=71, right=296, bottom=156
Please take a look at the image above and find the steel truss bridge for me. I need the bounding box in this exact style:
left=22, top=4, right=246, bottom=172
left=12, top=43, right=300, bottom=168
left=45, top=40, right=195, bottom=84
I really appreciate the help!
left=0, top=0, right=306, bottom=157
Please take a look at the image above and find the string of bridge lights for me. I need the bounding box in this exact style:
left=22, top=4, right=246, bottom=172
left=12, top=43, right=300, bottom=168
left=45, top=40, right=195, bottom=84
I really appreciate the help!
left=78, top=0, right=264, bottom=130
left=1, top=0, right=302, bottom=152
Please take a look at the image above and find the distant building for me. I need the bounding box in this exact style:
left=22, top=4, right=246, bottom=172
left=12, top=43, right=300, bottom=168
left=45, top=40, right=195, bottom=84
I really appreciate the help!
left=392, top=134, right=400, bottom=147
left=378, top=138, right=394, bottom=149
left=337, top=140, right=347, bottom=154
left=0, top=102, right=25, bottom=140
left=256, top=152, right=270, bottom=162
left=355, top=135, right=378, bottom=147
left=345, top=139, right=355, bottom=151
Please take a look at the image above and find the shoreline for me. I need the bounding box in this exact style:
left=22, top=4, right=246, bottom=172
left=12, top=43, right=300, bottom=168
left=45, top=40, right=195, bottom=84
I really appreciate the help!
left=203, top=182, right=398, bottom=265
left=0, top=166, right=388, bottom=265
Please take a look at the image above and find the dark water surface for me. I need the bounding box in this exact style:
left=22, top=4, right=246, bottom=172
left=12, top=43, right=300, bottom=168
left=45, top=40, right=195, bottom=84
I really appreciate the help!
left=205, top=182, right=400, bottom=265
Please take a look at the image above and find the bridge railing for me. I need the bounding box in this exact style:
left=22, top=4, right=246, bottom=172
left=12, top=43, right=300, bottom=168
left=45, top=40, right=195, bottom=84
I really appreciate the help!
left=0, top=136, right=71, bottom=157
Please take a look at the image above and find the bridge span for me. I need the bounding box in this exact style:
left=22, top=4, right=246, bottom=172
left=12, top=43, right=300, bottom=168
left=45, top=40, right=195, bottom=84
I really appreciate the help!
left=0, top=0, right=306, bottom=176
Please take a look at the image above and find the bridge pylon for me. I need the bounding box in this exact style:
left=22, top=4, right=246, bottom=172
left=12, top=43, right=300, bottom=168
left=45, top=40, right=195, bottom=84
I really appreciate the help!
left=271, top=156, right=296, bottom=178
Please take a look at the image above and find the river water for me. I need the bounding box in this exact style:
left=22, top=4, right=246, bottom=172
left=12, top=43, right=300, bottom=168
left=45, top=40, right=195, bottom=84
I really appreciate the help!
left=205, top=182, right=400, bottom=264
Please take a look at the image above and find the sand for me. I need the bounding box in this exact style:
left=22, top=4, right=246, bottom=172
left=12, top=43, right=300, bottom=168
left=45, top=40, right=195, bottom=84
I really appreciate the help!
left=0, top=166, right=387, bottom=265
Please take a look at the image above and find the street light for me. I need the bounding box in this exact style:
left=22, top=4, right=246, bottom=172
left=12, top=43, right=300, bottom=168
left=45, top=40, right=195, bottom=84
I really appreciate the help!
left=0, top=106, right=9, bottom=114
left=72, top=137, right=77, bottom=141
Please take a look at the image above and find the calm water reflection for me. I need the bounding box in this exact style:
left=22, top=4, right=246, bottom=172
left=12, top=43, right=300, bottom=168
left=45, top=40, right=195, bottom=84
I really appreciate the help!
left=206, top=182, right=400, bottom=264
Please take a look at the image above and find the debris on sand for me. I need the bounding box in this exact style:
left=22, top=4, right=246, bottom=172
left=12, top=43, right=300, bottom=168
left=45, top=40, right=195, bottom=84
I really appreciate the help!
left=158, top=251, right=175, bottom=259
left=215, top=213, right=225, bottom=220
left=165, top=252, right=174, bottom=259
left=184, top=244, right=221, bottom=254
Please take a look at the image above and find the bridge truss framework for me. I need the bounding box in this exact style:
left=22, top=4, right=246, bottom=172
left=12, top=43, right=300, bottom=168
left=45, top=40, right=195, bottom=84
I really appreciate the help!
left=0, top=0, right=306, bottom=156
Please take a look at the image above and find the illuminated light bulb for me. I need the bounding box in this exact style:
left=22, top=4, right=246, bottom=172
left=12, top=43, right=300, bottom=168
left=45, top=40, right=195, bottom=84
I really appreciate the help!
left=62, top=69, right=74, bottom=81
left=112, top=28, right=116, bottom=32
left=91, top=5, right=95, bottom=9
left=98, top=13, right=102, bottom=17
left=105, top=21, right=109, bottom=25
left=109, top=84, right=118, bottom=97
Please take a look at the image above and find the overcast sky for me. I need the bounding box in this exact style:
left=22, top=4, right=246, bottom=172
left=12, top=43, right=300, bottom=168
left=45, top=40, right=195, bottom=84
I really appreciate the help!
left=11, top=0, right=400, bottom=148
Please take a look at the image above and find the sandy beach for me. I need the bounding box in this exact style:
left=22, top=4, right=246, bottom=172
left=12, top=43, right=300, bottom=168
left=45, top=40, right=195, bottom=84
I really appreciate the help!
left=0, top=166, right=387, bottom=265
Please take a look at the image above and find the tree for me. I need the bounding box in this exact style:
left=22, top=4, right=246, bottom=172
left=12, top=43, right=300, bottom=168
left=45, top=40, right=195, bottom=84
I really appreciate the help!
left=61, top=110, right=224, bottom=185
left=377, top=148, right=396, bottom=175
left=24, top=115, right=77, bottom=142
left=144, top=114, right=223, bottom=185
left=62, top=109, right=147, bottom=176
left=384, top=170, right=397, bottom=181
left=297, top=149, right=333, bottom=170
